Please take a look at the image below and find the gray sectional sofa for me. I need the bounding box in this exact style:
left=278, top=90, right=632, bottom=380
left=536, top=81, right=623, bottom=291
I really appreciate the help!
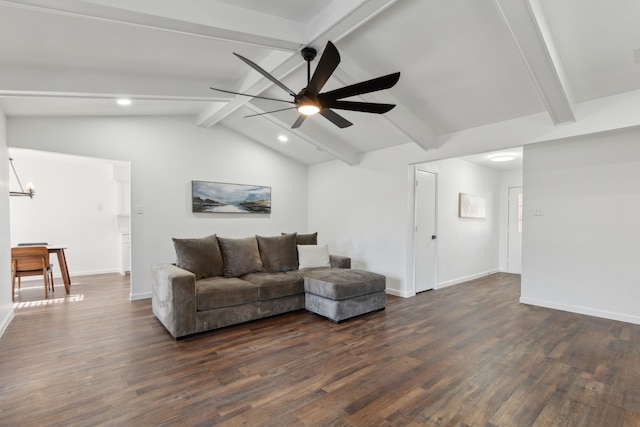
left=151, top=233, right=386, bottom=338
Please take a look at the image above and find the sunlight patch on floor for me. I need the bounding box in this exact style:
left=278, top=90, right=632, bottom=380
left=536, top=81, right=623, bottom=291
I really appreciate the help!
left=13, top=294, right=85, bottom=309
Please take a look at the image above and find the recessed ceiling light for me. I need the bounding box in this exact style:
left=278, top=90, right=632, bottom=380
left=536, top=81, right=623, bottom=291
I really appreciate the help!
left=278, top=135, right=288, bottom=143
left=116, top=98, right=132, bottom=106
left=489, top=154, right=516, bottom=162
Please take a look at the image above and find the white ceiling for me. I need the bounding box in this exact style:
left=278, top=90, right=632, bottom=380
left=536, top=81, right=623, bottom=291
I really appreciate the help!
left=1, top=0, right=639, bottom=165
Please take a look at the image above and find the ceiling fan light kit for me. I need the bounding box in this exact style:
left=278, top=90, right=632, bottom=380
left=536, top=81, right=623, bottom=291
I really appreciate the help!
left=211, top=41, right=400, bottom=129
left=298, top=103, right=320, bottom=115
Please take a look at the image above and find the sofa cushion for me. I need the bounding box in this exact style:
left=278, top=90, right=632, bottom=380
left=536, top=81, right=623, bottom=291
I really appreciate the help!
left=217, top=236, right=264, bottom=278
left=172, top=234, right=223, bottom=279
left=256, top=234, right=298, bottom=272
left=302, top=269, right=386, bottom=300
left=242, top=272, right=304, bottom=300
left=297, top=244, right=331, bottom=269
left=196, top=276, right=258, bottom=310
left=282, top=232, right=317, bottom=245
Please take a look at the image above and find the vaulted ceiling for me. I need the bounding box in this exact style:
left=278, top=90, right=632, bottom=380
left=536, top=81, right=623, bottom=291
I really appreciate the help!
left=1, top=0, right=639, bottom=165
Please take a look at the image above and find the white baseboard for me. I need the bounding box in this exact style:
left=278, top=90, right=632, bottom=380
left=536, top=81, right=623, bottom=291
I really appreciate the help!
left=130, top=291, right=151, bottom=301
left=520, top=296, right=640, bottom=326
left=70, top=268, right=120, bottom=277
left=436, top=269, right=500, bottom=290
left=0, top=308, right=15, bottom=339
left=386, top=288, right=414, bottom=298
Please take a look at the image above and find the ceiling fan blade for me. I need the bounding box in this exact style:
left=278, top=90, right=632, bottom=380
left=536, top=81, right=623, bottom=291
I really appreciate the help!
left=319, top=72, right=400, bottom=101
left=244, top=107, right=297, bottom=118
left=233, top=52, right=296, bottom=97
left=210, top=87, right=294, bottom=104
left=324, top=100, right=396, bottom=114
left=306, top=41, right=340, bottom=96
left=291, top=114, right=306, bottom=129
left=319, top=109, right=353, bottom=128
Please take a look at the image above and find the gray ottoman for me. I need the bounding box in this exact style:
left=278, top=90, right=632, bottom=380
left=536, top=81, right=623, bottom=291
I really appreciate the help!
left=302, top=269, right=386, bottom=322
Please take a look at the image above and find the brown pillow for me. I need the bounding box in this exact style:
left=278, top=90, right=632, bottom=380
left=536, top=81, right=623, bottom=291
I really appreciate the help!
left=172, top=234, right=223, bottom=279
left=282, top=232, right=317, bottom=245
left=217, top=236, right=264, bottom=278
left=257, top=234, right=298, bottom=272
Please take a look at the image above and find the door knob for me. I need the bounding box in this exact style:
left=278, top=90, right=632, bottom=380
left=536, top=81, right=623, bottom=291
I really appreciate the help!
left=432, top=235, right=437, bottom=240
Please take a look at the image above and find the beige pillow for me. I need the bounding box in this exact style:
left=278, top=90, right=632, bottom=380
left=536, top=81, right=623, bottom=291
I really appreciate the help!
left=172, top=234, right=223, bottom=279
left=217, top=236, right=264, bottom=277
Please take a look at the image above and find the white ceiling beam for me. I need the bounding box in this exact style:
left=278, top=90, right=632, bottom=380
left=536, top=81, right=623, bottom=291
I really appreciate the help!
left=241, top=103, right=360, bottom=166
left=78, top=0, right=307, bottom=44
left=305, top=0, right=377, bottom=41
left=0, top=0, right=302, bottom=50
left=0, top=66, right=219, bottom=101
left=494, top=0, right=575, bottom=125
left=332, top=51, right=438, bottom=152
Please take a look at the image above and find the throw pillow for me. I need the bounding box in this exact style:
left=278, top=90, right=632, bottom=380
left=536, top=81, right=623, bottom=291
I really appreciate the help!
left=172, top=234, right=224, bottom=279
left=217, top=236, right=264, bottom=277
left=282, top=232, right=318, bottom=245
left=256, top=234, right=298, bottom=272
left=297, top=244, right=331, bottom=269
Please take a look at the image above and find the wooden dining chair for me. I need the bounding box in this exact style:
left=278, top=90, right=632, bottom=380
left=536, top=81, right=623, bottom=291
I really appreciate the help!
left=11, top=246, right=55, bottom=301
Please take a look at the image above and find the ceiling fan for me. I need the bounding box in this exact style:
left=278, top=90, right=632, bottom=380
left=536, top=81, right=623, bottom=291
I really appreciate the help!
left=210, top=41, right=400, bottom=129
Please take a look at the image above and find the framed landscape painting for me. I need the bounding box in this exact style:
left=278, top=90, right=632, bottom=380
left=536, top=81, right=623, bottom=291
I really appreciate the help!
left=192, top=181, right=271, bottom=213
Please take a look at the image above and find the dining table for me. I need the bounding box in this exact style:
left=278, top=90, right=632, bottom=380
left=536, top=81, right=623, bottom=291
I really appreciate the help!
left=47, top=245, right=71, bottom=295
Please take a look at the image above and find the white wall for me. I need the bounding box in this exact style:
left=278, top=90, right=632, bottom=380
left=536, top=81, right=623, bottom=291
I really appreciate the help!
left=498, top=169, right=523, bottom=271
left=416, top=158, right=501, bottom=289
left=9, top=149, right=123, bottom=277
left=308, top=158, right=409, bottom=294
left=0, top=110, right=14, bottom=336
left=521, top=128, right=640, bottom=324
left=308, top=153, right=501, bottom=297
left=8, top=116, right=308, bottom=299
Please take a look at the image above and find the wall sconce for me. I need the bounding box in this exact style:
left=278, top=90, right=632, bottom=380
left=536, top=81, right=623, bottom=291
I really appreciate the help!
left=9, top=157, right=35, bottom=198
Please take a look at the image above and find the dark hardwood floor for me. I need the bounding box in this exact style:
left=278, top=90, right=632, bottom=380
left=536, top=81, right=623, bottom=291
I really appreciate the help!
left=2, top=272, right=640, bottom=426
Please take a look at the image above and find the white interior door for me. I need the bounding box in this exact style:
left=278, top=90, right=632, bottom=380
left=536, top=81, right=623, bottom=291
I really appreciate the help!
left=507, top=187, right=523, bottom=274
left=414, top=169, right=437, bottom=292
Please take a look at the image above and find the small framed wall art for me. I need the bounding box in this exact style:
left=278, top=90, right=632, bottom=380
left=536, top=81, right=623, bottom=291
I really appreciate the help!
left=458, top=193, right=486, bottom=219
left=192, top=181, right=271, bottom=213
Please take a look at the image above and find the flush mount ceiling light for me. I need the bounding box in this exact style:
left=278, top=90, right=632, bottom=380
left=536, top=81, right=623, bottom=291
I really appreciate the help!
left=116, top=98, right=132, bottom=106
left=277, top=135, right=289, bottom=143
left=489, top=153, right=517, bottom=162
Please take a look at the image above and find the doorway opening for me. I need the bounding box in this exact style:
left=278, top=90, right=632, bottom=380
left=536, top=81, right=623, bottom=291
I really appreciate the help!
left=409, top=148, right=523, bottom=297
left=9, top=148, right=131, bottom=300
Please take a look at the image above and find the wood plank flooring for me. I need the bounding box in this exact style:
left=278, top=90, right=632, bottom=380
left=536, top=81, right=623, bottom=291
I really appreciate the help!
left=2, top=273, right=640, bottom=426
